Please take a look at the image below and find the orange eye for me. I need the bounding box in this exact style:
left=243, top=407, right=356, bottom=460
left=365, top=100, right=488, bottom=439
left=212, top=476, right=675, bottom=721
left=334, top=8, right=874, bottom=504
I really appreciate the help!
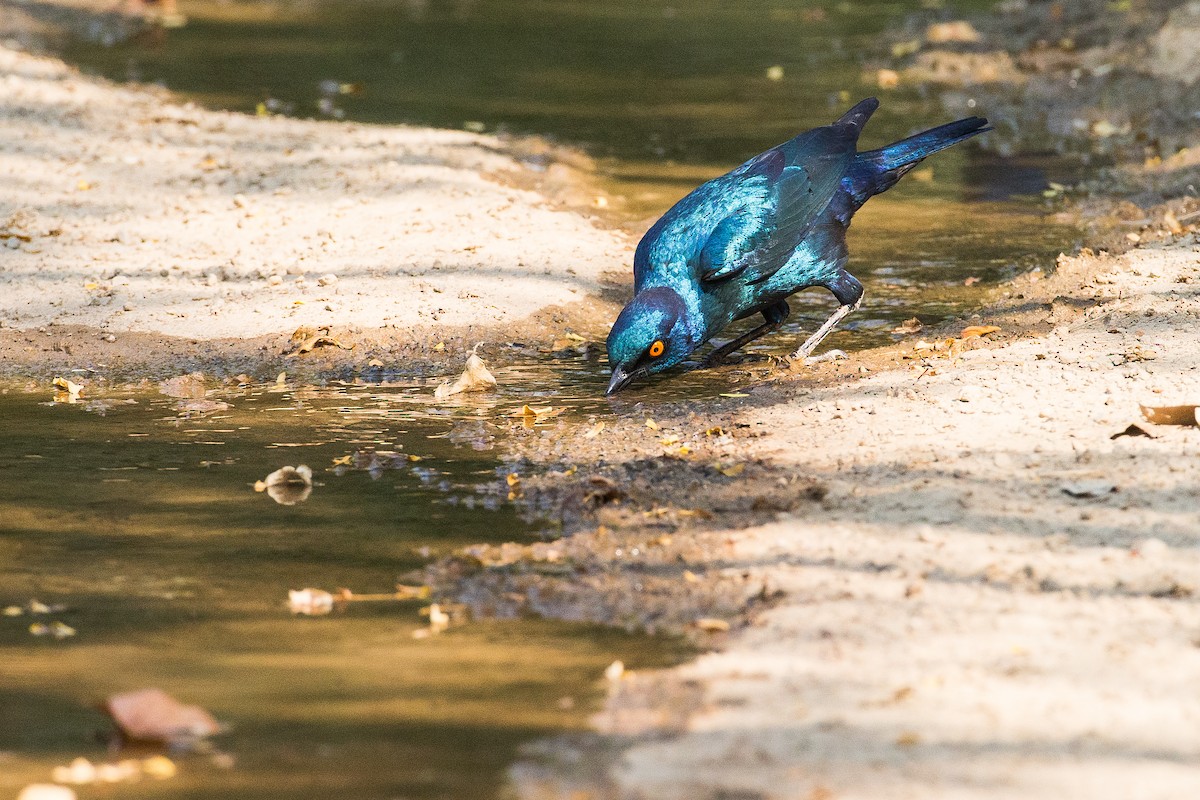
left=649, top=340, right=665, bottom=358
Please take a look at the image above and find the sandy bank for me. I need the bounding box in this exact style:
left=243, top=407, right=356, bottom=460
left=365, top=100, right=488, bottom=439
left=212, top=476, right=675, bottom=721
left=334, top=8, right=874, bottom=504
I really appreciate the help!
left=508, top=237, right=1200, bottom=800
left=0, top=39, right=630, bottom=372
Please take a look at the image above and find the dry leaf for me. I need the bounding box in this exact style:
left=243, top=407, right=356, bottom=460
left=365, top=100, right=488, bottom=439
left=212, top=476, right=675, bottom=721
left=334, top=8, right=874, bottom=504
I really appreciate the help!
left=52, top=377, right=82, bottom=399
left=255, top=465, right=313, bottom=505
left=963, top=276, right=981, bottom=286
left=645, top=418, right=660, bottom=430
left=960, top=325, right=1000, bottom=339
left=288, top=588, right=335, bottom=615
left=896, top=731, right=922, bottom=747
left=716, top=463, right=746, bottom=477
left=434, top=352, right=497, bottom=399
left=694, top=618, right=730, bottom=632
left=583, top=421, right=606, bottom=439
left=1164, top=209, right=1184, bottom=235
left=1140, top=404, right=1199, bottom=426
left=104, top=688, right=221, bottom=745
left=892, top=318, right=923, bottom=335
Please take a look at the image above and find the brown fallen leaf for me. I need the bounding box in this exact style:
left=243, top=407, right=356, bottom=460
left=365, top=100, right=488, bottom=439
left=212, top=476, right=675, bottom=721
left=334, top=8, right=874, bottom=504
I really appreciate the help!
left=434, top=352, right=497, bottom=399
left=104, top=688, right=221, bottom=745
left=1140, top=404, right=1199, bottom=426
left=1163, top=209, right=1184, bottom=235
left=892, top=317, right=923, bottom=335
left=960, top=325, right=1000, bottom=339
left=963, top=276, right=982, bottom=286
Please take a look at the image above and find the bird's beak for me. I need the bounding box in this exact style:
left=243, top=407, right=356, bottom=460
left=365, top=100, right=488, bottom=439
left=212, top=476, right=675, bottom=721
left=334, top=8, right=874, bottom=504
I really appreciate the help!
left=606, top=366, right=634, bottom=395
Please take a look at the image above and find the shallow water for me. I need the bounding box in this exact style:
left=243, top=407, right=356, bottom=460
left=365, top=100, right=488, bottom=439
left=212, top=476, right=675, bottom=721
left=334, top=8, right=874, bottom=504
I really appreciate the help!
left=0, top=379, right=686, bottom=799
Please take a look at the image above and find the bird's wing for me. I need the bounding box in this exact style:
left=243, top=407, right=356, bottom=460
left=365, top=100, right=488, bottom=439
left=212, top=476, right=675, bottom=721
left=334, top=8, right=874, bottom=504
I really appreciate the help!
left=699, top=130, right=854, bottom=286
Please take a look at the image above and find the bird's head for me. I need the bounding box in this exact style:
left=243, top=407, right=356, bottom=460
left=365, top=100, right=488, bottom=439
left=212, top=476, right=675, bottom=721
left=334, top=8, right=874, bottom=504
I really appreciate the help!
left=605, top=286, right=698, bottom=394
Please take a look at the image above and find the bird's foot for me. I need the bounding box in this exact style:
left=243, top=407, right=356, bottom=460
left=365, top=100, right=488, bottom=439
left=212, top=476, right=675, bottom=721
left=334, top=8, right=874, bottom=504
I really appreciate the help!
left=793, top=349, right=848, bottom=368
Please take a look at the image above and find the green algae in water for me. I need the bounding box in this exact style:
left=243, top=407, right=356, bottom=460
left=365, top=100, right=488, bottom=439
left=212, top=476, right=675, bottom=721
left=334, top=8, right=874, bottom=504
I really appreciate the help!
left=0, top=383, right=687, bottom=799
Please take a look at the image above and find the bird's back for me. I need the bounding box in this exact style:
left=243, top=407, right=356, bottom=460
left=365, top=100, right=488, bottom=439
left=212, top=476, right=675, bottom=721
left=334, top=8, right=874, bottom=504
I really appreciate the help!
left=632, top=100, right=875, bottom=295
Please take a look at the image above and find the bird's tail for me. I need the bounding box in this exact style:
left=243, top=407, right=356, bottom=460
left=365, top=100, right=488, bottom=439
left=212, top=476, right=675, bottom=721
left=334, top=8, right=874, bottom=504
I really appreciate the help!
left=845, top=115, right=990, bottom=204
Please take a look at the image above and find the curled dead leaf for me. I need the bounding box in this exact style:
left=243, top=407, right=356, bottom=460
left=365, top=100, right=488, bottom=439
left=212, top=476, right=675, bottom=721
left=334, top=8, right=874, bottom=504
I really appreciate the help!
left=434, top=352, right=497, bottom=399
left=892, top=317, right=923, bottom=335
left=52, top=377, right=83, bottom=399
left=255, top=465, right=313, bottom=505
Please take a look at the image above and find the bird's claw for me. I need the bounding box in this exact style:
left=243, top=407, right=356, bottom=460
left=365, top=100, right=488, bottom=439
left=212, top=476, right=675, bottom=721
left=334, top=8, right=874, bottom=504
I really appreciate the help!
left=803, top=349, right=848, bottom=365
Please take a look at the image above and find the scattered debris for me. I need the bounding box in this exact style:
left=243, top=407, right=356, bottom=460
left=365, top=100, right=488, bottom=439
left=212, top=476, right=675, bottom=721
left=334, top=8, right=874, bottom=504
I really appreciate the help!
left=254, top=465, right=314, bottom=505
left=434, top=351, right=497, bottom=399
left=892, top=317, right=924, bottom=335
left=104, top=688, right=221, bottom=746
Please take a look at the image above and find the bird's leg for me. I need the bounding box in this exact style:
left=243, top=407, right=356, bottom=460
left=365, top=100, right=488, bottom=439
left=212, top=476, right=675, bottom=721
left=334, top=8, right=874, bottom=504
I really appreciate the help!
left=705, top=301, right=790, bottom=367
left=791, top=299, right=860, bottom=361
left=791, top=271, right=864, bottom=361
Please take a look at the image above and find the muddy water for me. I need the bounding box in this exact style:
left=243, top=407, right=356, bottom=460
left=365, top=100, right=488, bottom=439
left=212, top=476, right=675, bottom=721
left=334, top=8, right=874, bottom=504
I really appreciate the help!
left=0, top=379, right=685, bottom=799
